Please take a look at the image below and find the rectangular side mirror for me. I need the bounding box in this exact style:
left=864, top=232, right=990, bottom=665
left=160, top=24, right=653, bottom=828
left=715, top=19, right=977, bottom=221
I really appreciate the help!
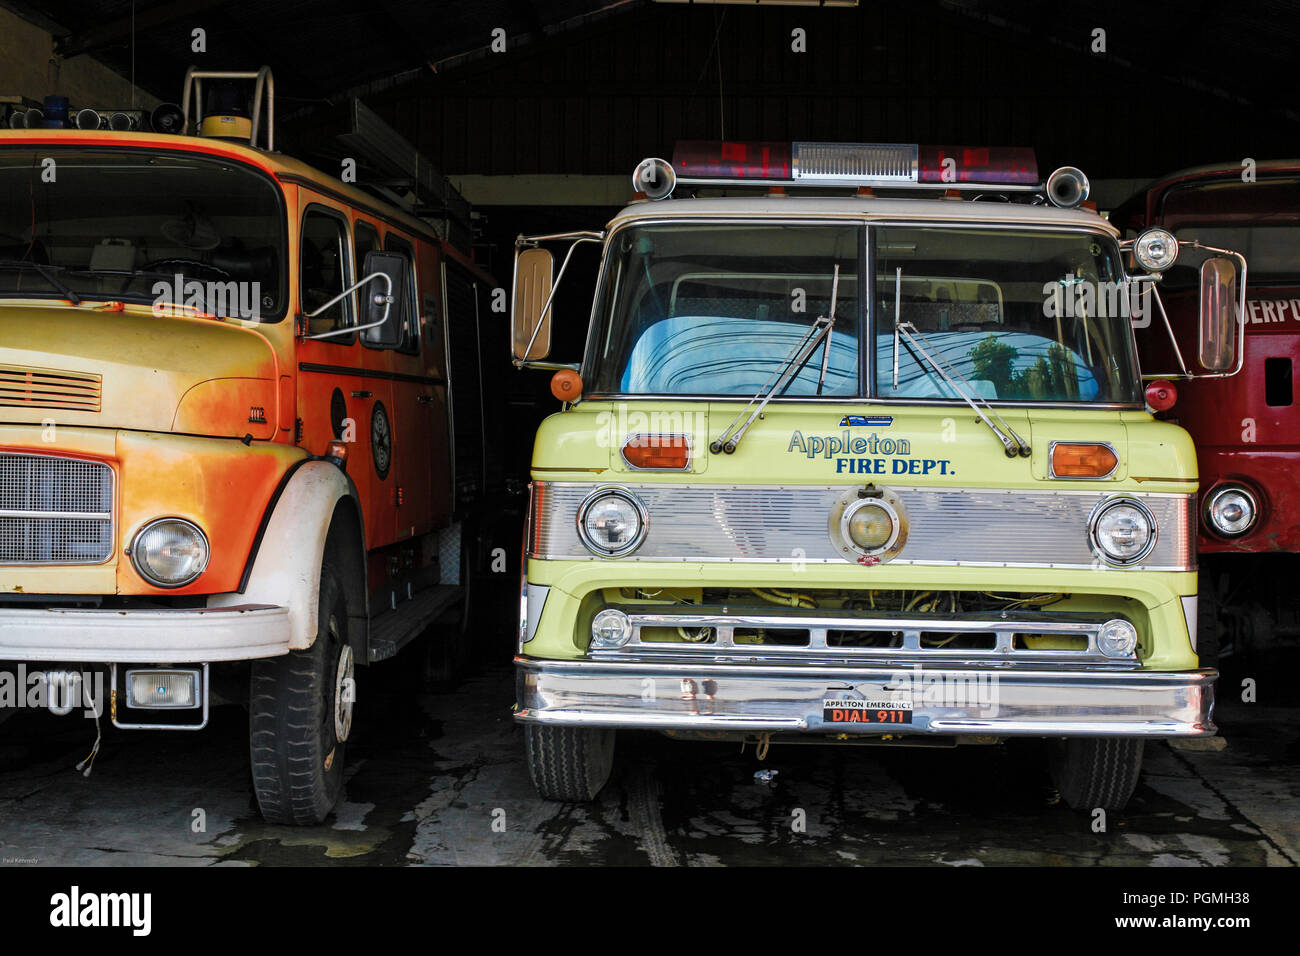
left=359, top=251, right=408, bottom=349
left=1198, top=257, right=1237, bottom=372
left=512, top=246, right=553, bottom=361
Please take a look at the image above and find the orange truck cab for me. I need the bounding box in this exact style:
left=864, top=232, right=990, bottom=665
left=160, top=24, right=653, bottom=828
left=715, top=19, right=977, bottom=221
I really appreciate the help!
left=0, top=68, right=497, bottom=823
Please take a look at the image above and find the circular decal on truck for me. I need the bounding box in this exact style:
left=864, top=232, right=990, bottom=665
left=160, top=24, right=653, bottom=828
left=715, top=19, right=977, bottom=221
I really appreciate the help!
left=370, top=401, right=392, bottom=480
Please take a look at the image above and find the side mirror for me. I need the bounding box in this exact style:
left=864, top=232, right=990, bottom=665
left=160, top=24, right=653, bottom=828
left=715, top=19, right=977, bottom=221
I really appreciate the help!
left=359, top=251, right=407, bottom=348
left=1198, top=257, right=1238, bottom=372
left=512, top=246, right=553, bottom=361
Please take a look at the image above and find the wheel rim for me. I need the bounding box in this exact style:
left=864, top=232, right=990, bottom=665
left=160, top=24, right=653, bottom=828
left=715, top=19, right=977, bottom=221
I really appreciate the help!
left=333, top=638, right=355, bottom=743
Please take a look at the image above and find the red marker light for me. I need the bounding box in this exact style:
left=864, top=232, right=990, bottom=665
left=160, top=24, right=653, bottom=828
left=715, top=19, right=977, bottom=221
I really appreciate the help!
left=1145, top=379, right=1178, bottom=412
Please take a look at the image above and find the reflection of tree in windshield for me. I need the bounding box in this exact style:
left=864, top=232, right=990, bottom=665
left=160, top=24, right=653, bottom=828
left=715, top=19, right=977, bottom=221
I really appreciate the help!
left=970, top=335, right=1080, bottom=401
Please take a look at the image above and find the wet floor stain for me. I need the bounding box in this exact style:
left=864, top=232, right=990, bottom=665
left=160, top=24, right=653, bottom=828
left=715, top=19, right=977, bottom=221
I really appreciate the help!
left=1, top=659, right=1297, bottom=867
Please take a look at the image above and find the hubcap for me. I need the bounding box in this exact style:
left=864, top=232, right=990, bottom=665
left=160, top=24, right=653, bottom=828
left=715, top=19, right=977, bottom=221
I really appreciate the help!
left=333, top=638, right=355, bottom=742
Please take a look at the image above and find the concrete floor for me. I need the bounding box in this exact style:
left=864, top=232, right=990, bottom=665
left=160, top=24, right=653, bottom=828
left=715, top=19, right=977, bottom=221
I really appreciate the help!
left=0, top=654, right=1296, bottom=867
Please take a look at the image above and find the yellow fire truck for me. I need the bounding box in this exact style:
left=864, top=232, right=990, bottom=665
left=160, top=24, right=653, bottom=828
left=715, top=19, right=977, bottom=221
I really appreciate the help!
left=511, top=141, right=1241, bottom=811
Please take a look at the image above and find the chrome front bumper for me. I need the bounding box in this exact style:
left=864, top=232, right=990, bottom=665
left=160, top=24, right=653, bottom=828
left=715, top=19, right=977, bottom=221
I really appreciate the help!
left=514, top=657, right=1217, bottom=737
left=0, top=604, right=292, bottom=663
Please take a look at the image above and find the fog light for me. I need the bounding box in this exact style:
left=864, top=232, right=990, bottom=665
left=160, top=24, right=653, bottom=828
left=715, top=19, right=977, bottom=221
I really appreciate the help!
left=590, top=608, right=633, bottom=649
left=1205, top=485, right=1258, bottom=538
left=1097, top=619, right=1139, bottom=659
left=126, top=669, right=199, bottom=709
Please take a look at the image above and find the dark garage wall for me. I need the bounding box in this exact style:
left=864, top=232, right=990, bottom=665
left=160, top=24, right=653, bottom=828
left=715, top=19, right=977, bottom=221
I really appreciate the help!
left=363, top=1, right=1300, bottom=181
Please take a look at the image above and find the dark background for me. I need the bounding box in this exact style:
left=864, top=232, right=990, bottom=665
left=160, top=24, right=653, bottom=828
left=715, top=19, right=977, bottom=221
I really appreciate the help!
left=9, top=0, right=1300, bottom=178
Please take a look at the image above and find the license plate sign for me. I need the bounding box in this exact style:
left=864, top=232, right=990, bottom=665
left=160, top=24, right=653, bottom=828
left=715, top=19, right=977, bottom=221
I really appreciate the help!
left=822, top=696, right=912, bottom=724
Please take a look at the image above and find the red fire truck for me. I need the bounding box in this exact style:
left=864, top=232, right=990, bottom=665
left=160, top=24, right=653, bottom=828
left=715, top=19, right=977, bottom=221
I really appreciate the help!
left=1114, top=162, right=1296, bottom=664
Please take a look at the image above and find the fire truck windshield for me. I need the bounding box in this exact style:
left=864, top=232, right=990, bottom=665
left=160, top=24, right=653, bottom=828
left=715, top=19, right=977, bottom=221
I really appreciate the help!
left=0, top=147, right=285, bottom=321
left=587, top=221, right=1141, bottom=404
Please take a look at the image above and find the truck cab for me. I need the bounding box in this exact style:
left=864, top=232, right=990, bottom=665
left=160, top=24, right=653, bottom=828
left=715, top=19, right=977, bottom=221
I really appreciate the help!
left=0, top=68, right=496, bottom=824
left=510, top=141, right=1237, bottom=811
left=1114, top=162, right=1298, bottom=662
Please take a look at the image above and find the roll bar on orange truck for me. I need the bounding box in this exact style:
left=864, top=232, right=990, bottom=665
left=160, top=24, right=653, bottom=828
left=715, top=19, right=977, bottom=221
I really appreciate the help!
left=0, top=68, right=497, bottom=824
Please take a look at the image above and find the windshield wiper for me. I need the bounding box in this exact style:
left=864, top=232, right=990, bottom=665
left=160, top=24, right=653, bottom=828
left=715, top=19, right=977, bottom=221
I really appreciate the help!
left=890, top=268, right=1029, bottom=458
left=711, top=265, right=841, bottom=455
left=0, top=259, right=81, bottom=304
left=896, top=322, right=1031, bottom=458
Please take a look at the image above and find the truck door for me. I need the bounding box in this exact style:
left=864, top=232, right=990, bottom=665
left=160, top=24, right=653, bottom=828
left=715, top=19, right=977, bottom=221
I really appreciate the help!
left=383, top=232, right=439, bottom=543
left=295, top=203, right=395, bottom=553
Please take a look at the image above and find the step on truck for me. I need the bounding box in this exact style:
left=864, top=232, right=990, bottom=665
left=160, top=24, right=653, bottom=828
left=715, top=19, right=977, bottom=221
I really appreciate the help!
left=0, top=68, right=499, bottom=824
left=1114, top=162, right=1296, bottom=665
left=510, top=141, right=1243, bottom=811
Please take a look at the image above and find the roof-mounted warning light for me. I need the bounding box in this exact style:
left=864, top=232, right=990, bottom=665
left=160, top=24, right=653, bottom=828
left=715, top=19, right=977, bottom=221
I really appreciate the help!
left=638, top=141, right=1089, bottom=208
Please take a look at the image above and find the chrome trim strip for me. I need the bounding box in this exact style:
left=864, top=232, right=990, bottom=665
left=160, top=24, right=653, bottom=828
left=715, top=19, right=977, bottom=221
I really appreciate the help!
left=514, top=656, right=1217, bottom=737
left=593, top=605, right=1136, bottom=667
left=531, top=482, right=1196, bottom=571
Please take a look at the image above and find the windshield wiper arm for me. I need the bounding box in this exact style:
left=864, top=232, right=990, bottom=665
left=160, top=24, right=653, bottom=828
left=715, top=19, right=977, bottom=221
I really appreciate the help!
left=711, top=264, right=841, bottom=455
left=0, top=259, right=81, bottom=304
left=895, top=321, right=1031, bottom=458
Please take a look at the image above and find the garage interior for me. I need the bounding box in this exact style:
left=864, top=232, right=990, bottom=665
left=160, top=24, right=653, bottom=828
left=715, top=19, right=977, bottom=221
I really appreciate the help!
left=0, top=0, right=1297, bottom=869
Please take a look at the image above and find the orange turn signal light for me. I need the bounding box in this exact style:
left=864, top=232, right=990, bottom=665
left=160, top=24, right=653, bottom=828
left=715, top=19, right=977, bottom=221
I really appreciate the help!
left=551, top=369, right=583, bottom=402
left=325, top=440, right=349, bottom=471
left=622, top=434, right=691, bottom=470
left=1051, top=442, right=1118, bottom=479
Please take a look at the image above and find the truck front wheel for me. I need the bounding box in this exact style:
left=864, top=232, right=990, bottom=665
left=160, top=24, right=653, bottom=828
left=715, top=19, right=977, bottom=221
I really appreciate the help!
left=1050, top=737, right=1144, bottom=812
left=523, top=724, right=615, bottom=801
left=249, top=563, right=354, bottom=825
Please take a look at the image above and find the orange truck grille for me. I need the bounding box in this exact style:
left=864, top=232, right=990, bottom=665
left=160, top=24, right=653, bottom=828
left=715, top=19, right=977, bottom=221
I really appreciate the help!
left=0, top=453, right=114, bottom=564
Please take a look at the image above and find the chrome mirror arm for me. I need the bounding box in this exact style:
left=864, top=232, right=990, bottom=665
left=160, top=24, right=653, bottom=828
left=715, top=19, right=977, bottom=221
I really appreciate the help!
left=301, top=272, right=394, bottom=341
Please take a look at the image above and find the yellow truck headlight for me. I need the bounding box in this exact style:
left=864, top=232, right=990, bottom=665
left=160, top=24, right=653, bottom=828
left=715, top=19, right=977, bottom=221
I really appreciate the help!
left=1089, top=497, right=1156, bottom=565
left=578, top=488, right=647, bottom=557
left=130, top=517, right=210, bottom=587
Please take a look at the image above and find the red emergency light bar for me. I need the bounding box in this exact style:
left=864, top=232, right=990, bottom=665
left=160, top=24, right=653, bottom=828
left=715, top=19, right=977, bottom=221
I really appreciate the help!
left=671, top=140, right=1039, bottom=190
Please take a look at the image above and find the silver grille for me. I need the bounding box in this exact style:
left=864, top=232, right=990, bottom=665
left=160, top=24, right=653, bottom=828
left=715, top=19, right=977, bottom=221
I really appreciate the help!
left=793, top=142, right=918, bottom=183
left=531, top=482, right=1195, bottom=571
left=593, top=607, right=1136, bottom=668
left=0, top=454, right=114, bottom=564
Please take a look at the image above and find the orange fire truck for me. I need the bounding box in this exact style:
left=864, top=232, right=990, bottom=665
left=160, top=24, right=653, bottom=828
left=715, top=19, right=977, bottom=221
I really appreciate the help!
left=0, top=69, right=497, bottom=823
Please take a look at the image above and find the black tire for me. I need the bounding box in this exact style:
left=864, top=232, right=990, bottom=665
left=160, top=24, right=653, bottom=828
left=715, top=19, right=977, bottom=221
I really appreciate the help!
left=1050, top=737, right=1144, bottom=812
left=249, top=564, right=354, bottom=825
left=523, top=724, right=615, bottom=801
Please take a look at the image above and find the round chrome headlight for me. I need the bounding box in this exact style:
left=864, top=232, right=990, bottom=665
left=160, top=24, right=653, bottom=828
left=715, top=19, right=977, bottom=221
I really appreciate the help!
left=1205, top=485, right=1258, bottom=538
left=130, top=517, right=210, bottom=587
left=577, top=488, right=647, bottom=557
left=1089, top=497, right=1157, bottom=566
left=1133, top=227, right=1179, bottom=272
